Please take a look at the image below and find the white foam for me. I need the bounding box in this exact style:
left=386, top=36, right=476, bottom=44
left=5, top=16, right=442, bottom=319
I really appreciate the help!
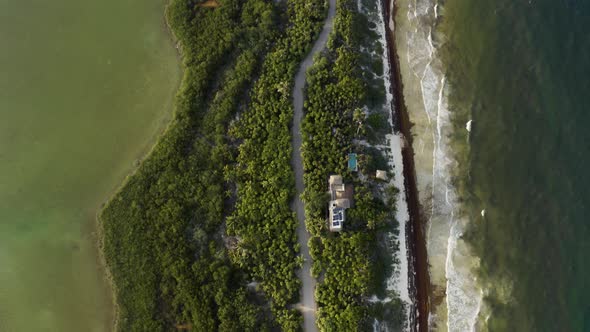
left=427, top=27, right=435, bottom=57
left=445, top=219, right=483, bottom=332
left=399, top=0, right=485, bottom=330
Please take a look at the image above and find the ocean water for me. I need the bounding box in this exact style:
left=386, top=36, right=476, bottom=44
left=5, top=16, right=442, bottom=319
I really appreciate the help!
left=0, top=0, right=180, bottom=330
left=393, top=0, right=476, bottom=329
left=395, top=0, right=589, bottom=330
left=442, top=0, right=590, bottom=330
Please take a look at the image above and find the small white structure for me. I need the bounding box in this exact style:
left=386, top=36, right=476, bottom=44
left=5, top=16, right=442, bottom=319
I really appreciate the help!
left=376, top=170, right=388, bottom=181
left=329, top=175, right=345, bottom=192
left=328, top=175, right=353, bottom=232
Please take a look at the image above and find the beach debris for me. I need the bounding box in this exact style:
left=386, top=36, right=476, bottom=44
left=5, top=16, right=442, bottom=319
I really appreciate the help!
left=466, top=120, right=473, bottom=132
left=399, top=133, right=407, bottom=148
left=481, top=209, right=486, bottom=217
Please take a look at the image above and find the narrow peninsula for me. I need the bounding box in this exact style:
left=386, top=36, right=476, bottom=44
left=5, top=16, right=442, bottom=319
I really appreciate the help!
left=100, top=0, right=419, bottom=330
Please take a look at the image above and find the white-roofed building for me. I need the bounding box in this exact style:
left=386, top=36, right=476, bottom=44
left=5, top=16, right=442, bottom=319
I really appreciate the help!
left=328, top=175, right=354, bottom=232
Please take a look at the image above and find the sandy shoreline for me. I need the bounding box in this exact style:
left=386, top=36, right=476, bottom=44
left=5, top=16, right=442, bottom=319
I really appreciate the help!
left=383, top=0, right=431, bottom=331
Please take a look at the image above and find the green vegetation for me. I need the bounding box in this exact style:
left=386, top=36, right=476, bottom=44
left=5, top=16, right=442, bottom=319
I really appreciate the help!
left=100, top=0, right=406, bottom=329
left=100, top=0, right=325, bottom=330
left=226, top=0, right=327, bottom=329
left=301, top=0, right=406, bottom=330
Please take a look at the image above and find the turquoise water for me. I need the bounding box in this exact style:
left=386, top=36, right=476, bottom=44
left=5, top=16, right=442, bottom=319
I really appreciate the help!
left=442, top=0, right=589, bottom=330
left=348, top=153, right=358, bottom=171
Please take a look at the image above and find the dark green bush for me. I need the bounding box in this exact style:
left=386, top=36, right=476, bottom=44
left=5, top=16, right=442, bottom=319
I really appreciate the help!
left=101, top=0, right=325, bottom=330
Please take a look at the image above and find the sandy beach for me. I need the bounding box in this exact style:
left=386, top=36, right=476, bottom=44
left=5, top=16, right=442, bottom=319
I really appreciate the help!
left=384, top=0, right=431, bottom=330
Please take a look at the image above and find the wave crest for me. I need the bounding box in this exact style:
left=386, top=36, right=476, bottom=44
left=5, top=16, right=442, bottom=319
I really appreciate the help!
left=395, top=0, right=485, bottom=330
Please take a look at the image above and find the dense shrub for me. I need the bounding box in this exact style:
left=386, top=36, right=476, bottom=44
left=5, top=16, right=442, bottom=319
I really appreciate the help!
left=301, top=0, right=402, bottom=330
left=227, top=0, right=327, bottom=329
left=100, top=0, right=325, bottom=330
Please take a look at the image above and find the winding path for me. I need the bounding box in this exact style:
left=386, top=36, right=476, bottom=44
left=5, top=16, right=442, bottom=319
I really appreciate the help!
left=291, top=0, right=336, bottom=331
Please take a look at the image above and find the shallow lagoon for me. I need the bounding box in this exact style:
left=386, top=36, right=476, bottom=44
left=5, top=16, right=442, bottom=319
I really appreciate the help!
left=0, top=0, right=180, bottom=330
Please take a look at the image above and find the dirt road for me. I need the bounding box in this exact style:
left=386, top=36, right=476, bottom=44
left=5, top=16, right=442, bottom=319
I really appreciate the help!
left=291, top=0, right=336, bottom=330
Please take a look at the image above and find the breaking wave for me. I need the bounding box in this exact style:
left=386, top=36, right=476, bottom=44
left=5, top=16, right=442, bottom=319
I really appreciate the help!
left=395, top=0, right=484, bottom=330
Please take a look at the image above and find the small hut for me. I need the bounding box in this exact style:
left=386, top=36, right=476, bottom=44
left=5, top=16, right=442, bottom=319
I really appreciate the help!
left=376, top=170, right=388, bottom=181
